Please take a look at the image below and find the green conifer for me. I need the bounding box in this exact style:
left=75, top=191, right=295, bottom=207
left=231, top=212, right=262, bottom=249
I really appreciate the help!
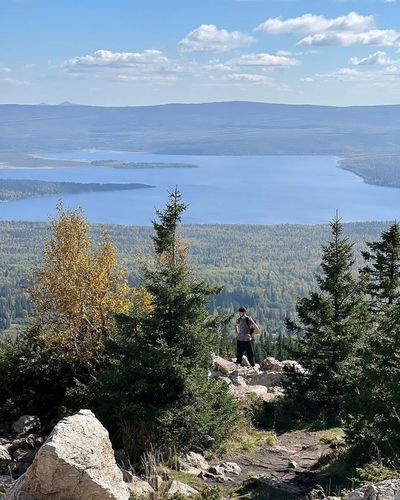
left=285, top=215, right=368, bottom=423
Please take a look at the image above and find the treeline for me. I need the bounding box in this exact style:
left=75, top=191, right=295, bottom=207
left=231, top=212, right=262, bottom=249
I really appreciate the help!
left=0, top=220, right=394, bottom=339
left=0, top=179, right=152, bottom=201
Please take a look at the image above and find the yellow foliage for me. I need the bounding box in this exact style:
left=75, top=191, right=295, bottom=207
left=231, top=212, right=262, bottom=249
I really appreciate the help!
left=29, top=203, right=133, bottom=365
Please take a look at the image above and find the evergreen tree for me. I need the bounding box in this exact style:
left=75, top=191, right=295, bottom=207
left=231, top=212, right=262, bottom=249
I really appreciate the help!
left=96, top=188, right=239, bottom=461
left=285, top=215, right=369, bottom=422
left=361, top=222, right=400, bottom=311
left=343, top=304, right=400, bottom=463
left=343, top=223, right=400, bottom=463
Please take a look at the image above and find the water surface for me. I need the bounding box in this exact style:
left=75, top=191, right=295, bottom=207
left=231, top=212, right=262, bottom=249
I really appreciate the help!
left=0, top=151, right=398, bottom=225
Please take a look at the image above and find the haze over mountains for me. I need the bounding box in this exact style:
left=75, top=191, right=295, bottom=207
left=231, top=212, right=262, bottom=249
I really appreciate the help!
left=1, top=101, right=399, bottom=156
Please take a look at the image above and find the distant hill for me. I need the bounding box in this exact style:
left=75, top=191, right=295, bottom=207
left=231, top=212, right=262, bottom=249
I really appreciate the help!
left=0, top=101, right=399, bottom=186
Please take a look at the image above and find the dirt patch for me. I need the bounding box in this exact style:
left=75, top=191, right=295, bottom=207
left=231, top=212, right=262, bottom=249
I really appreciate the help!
left=205, top=429, right=338, bottom=498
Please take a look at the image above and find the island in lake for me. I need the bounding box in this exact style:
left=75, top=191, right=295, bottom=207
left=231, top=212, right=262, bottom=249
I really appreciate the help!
left=90, top=160, right=199, bottom=169
left=0, top=179, right=154, bottom=202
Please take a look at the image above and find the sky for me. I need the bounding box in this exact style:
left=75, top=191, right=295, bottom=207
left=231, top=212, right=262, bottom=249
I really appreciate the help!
left=0, top=0, right=400, bottom=106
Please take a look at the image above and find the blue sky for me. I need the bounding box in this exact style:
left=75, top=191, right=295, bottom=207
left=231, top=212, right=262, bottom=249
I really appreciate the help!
left=1, top=0, right=400, bottom=106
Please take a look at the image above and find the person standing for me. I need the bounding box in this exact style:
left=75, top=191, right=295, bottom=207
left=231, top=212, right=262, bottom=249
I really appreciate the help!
left=235, top=307, right=259, bottom=367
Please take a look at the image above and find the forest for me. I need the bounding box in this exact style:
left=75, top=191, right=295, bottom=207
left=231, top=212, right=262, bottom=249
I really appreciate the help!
left=0, top=219, right=392, bottom=336
left=0, top=179, right=153, bottom=201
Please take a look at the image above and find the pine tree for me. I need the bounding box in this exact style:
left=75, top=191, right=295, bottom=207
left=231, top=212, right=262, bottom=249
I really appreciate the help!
left=343, top=223, right=400, bottom=462
left=361, top=222, right=400, bottom=311
left=96, top=188, right=239, bottom=461
left=285, top=215, right=369, bottom=422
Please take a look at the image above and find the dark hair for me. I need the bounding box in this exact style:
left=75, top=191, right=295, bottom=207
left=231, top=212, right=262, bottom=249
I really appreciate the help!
left=238, top=307, right=246, bottom=312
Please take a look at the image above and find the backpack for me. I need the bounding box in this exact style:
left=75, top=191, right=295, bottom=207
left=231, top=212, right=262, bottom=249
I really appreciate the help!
left=238, top=316, right=259, bottom=334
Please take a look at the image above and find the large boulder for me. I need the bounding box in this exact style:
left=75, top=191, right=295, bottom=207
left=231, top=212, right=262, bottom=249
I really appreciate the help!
left=6, top=409, right=130, bottom=500
left=346, top=479, right=400, bottom=500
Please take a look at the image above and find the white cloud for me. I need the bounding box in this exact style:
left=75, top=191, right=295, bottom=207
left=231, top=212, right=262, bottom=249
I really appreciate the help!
left=298, top=29, right=400, bottom=47
left=300, top=77, right=314, bottom=82
left=178, top=24, right=254, bottom=53
left=228, top=52, right=300, bottom=68
left=0, top=77, right=29, bottom=86
left=0, top=65, right=11, bottom=73
left=349, top=51, right=394, bottom=65
left=256, top=12, right=374, bottom=35
left=210, top=73, right=271, bottom=84
left=63, top=49, right=184, bottom=81
left=318, top=67, right=363, bottom=80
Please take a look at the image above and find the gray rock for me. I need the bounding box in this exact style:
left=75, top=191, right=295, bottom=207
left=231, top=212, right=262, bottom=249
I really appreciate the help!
left=260, top=357, right=284, bottom=372
left=125, top=475, right=155, bottom=499
left=346, top=479, right=400, bottom=500
left=282, top=359, right=307, bottom=375
left=179, top=451, right=209, bottom=474
left=11, top=417, right=40, bottom=437
left=212, top=354, right=237, bottom=374
left=0, top=475, right=13, bottom=494
left=216, top=461, right=241, bottom=476
left=0, top=445, right=11, bottom=461
left=165, top=479, right=198, bottom=497
left=6, top=409, right=130, bottom=500
left=247, top=371, right=283, bottom=388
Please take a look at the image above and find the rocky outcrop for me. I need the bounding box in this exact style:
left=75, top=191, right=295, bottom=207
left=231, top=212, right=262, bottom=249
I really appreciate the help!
left=6, top=409, right=130, bottom=500
left=346, top=479, right=400, bottom=500
left=210, top=354, right=304, bottom=401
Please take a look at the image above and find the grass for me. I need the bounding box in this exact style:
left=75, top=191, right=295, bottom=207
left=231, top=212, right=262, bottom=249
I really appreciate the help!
left=209, top=422, right=276, bottom=458
left=319, top=428, right=346, bottom=448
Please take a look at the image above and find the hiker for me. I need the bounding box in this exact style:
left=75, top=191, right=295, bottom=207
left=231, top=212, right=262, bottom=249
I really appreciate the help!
left=235, top=307, right=259, bottom=367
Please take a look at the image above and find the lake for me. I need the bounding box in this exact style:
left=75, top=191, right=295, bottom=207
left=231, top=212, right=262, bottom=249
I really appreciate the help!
left=0, top=151, right=399, bottom=225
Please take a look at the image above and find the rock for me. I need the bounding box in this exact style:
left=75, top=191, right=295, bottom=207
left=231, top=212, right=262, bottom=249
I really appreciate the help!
left=11, top=417, right=41, bottom=437
left=216, top=462, right=241, bottom=476
left=282, top=360, right=307, bottom=375
left=229, top=374, right=247, bottom=386
left=231, top=356, right=250, bottom=367
left=229, top=384, right=277, bottom=402
left=0, top=445, right=11, bottom=461
left=212, top=354, right=237, bottom=374
left=179, top=452, right=209, bottom=473
left=288, top=460, right=298, bottom=469
left=6, top=409, right=130, bottom=500
left=247, top=371, right=283, bottom=388
left=218, top=376, right=233, bottom=386
left=260, top=357, right=284, bottom=372
left=125, top=476, right=155, bottom=499
left=114, top=449, right=130, bottom=470
left=346, top=479, right=400, bottom=500
left=0, top=475, right=13, bottom=494
left=165, top=479, right=198, bottom=498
